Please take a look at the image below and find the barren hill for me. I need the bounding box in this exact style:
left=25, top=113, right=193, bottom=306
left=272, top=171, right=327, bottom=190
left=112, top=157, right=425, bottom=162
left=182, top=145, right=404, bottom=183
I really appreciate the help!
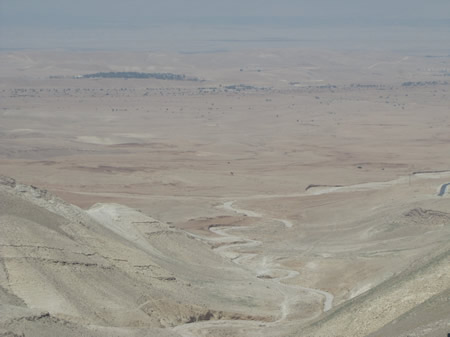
left=0, top=176, right=280, bottom=336
left=1, top=174, right=449, bottom=337
left=296, top=243, right=449, bottom=337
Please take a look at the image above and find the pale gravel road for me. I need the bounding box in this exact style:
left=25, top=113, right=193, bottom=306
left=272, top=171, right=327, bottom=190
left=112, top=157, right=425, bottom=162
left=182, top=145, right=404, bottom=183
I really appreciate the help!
left=220, top=200, right=333, bottom=313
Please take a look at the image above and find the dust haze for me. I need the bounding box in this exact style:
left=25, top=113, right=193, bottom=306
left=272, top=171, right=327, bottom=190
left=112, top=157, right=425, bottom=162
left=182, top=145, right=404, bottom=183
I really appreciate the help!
left=0, top=1, right=450, bottom=337
left=1, top=0, right=450, bottom=51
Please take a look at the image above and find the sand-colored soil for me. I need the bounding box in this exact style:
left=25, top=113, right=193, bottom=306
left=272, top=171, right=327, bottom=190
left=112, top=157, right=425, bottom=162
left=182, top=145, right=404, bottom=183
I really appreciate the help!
left=0, top=50, right=449, bottom=336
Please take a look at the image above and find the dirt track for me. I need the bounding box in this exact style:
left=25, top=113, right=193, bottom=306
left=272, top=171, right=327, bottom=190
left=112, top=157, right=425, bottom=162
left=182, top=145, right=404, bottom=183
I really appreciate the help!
left=219, top=201, right=332, bottom=310
left=173, top=199, right=334, bottom=337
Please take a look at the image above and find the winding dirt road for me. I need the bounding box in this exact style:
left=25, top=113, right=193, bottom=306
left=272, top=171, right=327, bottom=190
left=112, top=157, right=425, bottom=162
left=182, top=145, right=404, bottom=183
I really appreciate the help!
left=219, top=201, right=333, bottom=312
left=174, top=200, right=334, bottom=337
left=70, top=173, right=450, bottom=336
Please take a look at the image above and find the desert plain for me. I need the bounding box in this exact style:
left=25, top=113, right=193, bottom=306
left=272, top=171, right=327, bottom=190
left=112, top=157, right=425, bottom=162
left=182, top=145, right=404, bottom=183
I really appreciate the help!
left=0, top=49, right=449, bottom=337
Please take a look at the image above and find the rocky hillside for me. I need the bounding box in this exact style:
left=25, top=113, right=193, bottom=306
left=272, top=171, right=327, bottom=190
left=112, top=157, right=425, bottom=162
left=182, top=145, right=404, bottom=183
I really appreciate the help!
left=0, top=176, right=280, bottom=337
left=295, top=241, right=450, bottom=337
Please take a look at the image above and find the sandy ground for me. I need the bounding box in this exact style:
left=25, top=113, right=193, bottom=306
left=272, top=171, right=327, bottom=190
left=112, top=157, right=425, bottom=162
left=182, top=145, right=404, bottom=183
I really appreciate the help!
left=0, top=49, right=449, bottom=336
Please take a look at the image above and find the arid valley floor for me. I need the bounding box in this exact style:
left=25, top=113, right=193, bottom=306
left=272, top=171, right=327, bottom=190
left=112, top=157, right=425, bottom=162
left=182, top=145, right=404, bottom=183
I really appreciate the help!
left=0, top=50, right=449, bottom=337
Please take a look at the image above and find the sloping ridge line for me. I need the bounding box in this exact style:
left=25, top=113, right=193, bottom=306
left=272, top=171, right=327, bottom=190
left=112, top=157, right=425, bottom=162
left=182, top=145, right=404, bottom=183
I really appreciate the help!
left=302, top=243, right=450, bottom=331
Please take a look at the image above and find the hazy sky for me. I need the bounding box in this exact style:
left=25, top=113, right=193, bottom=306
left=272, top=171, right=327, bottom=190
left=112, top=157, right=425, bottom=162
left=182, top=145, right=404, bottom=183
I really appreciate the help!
left=1, top=0, right=449, bottom=51
left=2, top=0, right=450, bottom=25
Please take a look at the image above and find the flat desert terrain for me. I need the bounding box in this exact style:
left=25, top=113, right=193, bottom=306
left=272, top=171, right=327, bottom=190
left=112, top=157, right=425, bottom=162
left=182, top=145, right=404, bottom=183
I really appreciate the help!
left=0, top=50, right=449, bottom=337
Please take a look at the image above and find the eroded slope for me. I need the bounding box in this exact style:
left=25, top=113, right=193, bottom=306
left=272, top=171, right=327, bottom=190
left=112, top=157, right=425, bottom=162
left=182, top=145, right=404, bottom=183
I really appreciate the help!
left=0, top=176, right=280, bottom=336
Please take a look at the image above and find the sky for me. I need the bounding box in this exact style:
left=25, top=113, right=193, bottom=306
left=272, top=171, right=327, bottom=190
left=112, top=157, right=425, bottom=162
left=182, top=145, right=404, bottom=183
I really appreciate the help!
left=1, top=0, right=449, bottom=51
left=2, top=0, right=450, bottom=24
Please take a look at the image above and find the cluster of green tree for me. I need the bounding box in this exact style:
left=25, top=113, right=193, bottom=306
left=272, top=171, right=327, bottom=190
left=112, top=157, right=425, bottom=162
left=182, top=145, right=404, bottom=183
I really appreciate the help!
left=349, top=84, right=380, bottom=88
left=289, top=83, right=337, bottom=89
left=224, top=84, right=259, bottom=91
left=80, top=72, right=198, bottom=81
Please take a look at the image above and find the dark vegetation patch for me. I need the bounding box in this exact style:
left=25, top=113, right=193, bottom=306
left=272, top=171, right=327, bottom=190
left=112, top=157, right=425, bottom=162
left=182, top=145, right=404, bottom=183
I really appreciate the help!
left=79, top=72, right=199, bottom=81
